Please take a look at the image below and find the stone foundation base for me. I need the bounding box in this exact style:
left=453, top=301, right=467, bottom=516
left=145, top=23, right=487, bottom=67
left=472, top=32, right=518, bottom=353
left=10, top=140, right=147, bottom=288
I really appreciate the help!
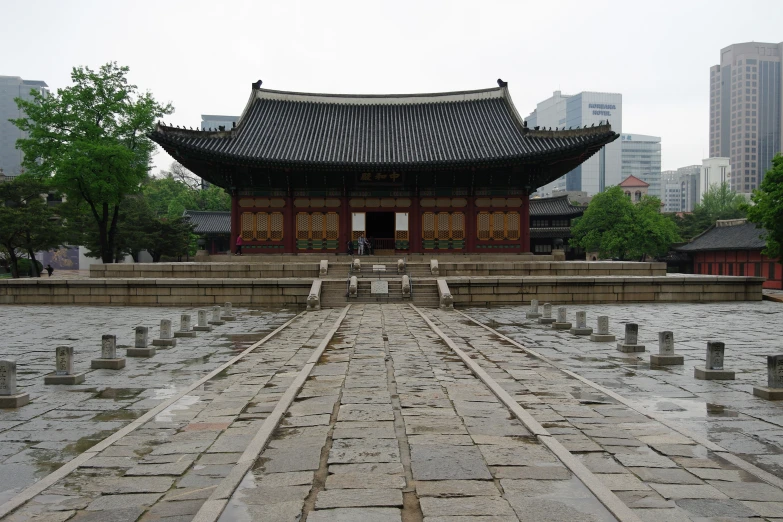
left=753, top=386, right=783, bottom=400
left=152, top=338, right=176, bottom=347
left=194, top=325, right=213, bottom=332
left=526, top=313, right=541, bottom=319
left=570, top=327, right=593, bottom=336
left=174, top=331, right=197, bottom=338
left=0, top=392, right=30, bottom=408
left=127, top=347, right=156, bottom=358
left=221, top=315, right=236, bottom=321
left=694, top=367, right=735, bottom=380
left=208, top=320, right=226, bottom=326
left=552, top=322, right=572, bottom=330
left=250, top=311, right=266, bottom=316
left=617, top=343, right=646, bottom=353
left=590, top=333, right=616, bottom=342
left=650, top=354, right=684, bottom=366
left=44, top=372, right=86, bottom=385
left=91, top=358, right=126, bottom=370
left=538, top=318, right=556, bottom=325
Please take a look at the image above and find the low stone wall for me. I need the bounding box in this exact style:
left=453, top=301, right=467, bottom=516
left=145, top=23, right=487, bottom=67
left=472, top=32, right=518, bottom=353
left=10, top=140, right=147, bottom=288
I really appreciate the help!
left=90, top=263, right=320, bottom=279
left=438, top=261, right=667, bottom=277
left=447, top=275, right=765, bottom=306
left=0, top=278, right=313, bottom=306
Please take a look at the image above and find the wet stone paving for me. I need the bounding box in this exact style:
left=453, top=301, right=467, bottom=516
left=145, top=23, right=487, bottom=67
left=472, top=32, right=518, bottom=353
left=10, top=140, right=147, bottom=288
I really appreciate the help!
left=0, top=301, right=783, bottom=521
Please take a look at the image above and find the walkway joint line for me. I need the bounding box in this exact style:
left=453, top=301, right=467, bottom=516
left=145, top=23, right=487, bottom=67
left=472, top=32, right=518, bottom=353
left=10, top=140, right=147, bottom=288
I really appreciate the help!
left=411, top=304, right=642, bottom=522
left=192, top=305, right=351, bottom=522
left=0, top=310, right=308, bottom=521
left=454, top=308, right=783, bottom=492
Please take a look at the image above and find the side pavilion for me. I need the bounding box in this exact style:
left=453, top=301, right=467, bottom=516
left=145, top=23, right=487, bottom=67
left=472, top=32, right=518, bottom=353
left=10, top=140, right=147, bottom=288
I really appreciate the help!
left=151, top=80, right=618, bottom=255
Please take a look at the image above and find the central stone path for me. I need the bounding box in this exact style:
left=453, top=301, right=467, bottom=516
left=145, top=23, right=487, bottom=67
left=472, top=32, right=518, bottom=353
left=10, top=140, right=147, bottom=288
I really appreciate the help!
left=5, top=304, right=783, bottom=521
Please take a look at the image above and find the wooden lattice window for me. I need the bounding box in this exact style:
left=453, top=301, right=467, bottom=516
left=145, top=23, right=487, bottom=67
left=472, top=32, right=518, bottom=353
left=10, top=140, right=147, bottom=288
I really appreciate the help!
left=270, top=212, right=284, bottom=240
left=256, top=213, right=269, bottom=240
left=311, top=213, right=324, bottom=240
left=241, top=213, right=254, bottom=241
left=478, top=212, right=491, bottom=240
left=437, top=212, right=450, bottom=240
left=506, top=212, right=520, bottom=240
left=325, top=213, right=339, bottom=240
left=451, top=212, right=464, bottom=240
left=296, top=213, right=310, bottom=240
left=422, top=213, right=435, bottom=240
left=492, top=212, right=505, bottom=240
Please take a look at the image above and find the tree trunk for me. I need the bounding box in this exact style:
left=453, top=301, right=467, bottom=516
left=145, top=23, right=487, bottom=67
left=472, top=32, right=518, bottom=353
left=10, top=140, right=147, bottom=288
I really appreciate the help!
left=98, top=211, right=112, bottom=263
left=24, top=231, right=40, bottom=277
left=105, top=202, right=121, bottom=264
left=7, top=249, right=19, bottom=278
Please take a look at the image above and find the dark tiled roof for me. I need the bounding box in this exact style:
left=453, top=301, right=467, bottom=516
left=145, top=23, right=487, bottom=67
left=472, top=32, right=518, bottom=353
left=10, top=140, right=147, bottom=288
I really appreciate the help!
left=529, top=195, right=586, bottom=216
left=151, top=86, right=618, bottom=170
left=183, top=210, right=231, bottom=234
left=531, top=227, right=572, bottom=238
left=677, top=221, right=767, bottom=252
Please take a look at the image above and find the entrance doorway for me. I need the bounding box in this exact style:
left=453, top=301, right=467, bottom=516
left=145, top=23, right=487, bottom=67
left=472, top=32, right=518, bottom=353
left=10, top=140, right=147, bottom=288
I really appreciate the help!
left=366, top=212, right=395, bottom=253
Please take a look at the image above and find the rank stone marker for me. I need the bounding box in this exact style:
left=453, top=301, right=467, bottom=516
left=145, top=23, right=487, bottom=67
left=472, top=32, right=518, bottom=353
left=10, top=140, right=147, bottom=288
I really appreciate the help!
left=650, top=331, right=684, bottom=366
left=753, top=355, right=783, bottom=400
left=221, top=302, right=236, bottom=321
left=695, top=341, right=735, bottom=380
left=617, top=323, right=646, bottom=353
left=91, top=334, right=126, bottom=370
left=174, top=314, right=197, bottom=338
left=209, top=306, right=225, bottom=326
left=194, top=309, right=213, bottom=332
left=152, top=319, right=177, bottom=347
left=590, top=316, right=616, bottom=342
left=44, top=346, right=86, bottom=385
left=570, top=311, right=593, bottom=336
left=538, top=303, right=556, bottom=325
left=371, top=280, right=389, bottom=295
left=552, top=307, right=572, bottom=330
left=526, top=299, right=541, bottom=319
left=128, top=326, right=156, bottom=357
left=0, top=359, right=29, bottom=408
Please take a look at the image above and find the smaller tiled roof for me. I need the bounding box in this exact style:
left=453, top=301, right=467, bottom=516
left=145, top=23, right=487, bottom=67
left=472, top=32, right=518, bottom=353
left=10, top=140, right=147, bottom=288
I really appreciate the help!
left=529, top=195, right=585, bottom=216
left=183, top=210, right=231, bottom=234
left=531, top=227, right=572, bottom=238
left=677, top=220, right=767, bottom=252
left=619, top=175, right=649, bottom=187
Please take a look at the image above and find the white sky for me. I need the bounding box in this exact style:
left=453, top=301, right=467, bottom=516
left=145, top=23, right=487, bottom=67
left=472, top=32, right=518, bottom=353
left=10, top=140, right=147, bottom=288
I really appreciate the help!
left=3, top=0, right=781, bottom=173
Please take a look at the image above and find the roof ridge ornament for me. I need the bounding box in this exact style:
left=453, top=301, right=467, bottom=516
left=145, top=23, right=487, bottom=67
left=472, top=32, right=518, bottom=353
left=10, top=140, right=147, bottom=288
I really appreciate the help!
left=252, top=79, right=263, bottom=89
left=497, top=79, right=508, bottom=88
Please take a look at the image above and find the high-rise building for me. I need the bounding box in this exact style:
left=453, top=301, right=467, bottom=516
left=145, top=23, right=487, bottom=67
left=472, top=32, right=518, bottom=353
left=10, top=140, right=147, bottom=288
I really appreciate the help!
left=620, top=134, right=662, bottom=198
left=700, top=157, right=731, bottom=200
left=201, top=114, right=239, bottom=131
left=662, top=165, right=700, bottom=213
left=0, top=76, right=49, bottom=177
left=662, top=171, right=682, bottom=213
left=527, top=90, right=622, bottom=196
left=709, top=42, right=782, bottom=193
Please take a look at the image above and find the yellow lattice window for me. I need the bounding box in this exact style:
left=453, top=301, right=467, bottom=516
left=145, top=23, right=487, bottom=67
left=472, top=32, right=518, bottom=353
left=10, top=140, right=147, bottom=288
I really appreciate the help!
left=296, top=213, right=310, bottom=240
left=492, top=212, right=505, bottom=240
left=311, top=213, right=325, bottom=240
left=396, top=230, right=409, bottom=240
left=422, top=213, right=435, bottom=240
left=256, top=213, right=269, bottom=240
left=241, top=213, right=254, bottom=241
left=325, top=213, right=339, bottom=240
left=437, top=212, right=450, bottom=240
left=506, top=212, right=520, bottom=240
left=478, top=212, right=490, bottom=240
left=451, top=212, right=465, bottom=240
left=270, top=212, right=284, bottom=240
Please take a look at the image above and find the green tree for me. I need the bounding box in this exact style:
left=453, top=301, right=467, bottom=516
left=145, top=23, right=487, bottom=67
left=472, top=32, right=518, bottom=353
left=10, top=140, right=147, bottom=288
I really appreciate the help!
left=0, top=177, right=64, bottom=278
left=11, top=62, right=173, bottom=263
left=747, top=154, right=783, bottom=260
left=144, top=162, right=230, bottom=220
left=676, top=182, right=746, bottom=240
left=570, top=186, right=680, bottom=260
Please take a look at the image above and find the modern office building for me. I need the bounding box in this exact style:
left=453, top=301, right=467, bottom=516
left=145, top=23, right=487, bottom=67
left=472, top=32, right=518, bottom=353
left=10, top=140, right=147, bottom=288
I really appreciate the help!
left=662, top=171, right=682, bottom=212
left=0, top=76, right=49, bottom=178
left=662, top=165, right=701, bottom=213
left=709, top=42, right=782, bottom=193
left=620, top=133, right=662, bottom=198
left=700, top=157, right=731, bottom=197
left=527, top=90, right=622, bottom=196
left=201, top=114, right=239, bottom=131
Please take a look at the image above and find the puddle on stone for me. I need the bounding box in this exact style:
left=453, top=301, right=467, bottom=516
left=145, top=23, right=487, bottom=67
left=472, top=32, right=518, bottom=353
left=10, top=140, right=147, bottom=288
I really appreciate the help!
left=97, top=388, right=144, bottom=400
left=93, top=409, right=144, bottom=422
left=155, top=395, right=201, bottom=423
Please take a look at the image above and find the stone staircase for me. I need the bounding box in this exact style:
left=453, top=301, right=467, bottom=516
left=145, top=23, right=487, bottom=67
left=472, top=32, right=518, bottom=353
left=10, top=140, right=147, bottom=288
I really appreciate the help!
left=320, top=277, right=440, bottom=308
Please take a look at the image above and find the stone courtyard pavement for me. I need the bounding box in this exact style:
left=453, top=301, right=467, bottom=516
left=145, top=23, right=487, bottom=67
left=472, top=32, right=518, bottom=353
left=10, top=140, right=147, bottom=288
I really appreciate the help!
left=0, top=301, right=782, bottom=521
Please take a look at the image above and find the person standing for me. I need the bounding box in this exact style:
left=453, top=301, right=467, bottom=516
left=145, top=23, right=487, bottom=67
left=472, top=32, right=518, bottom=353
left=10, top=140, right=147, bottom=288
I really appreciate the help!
left=358, top=235, right=365, bottom=256
left=45, top=264, right=54, bottom=277
left=235, top=234, right=244, bottom=256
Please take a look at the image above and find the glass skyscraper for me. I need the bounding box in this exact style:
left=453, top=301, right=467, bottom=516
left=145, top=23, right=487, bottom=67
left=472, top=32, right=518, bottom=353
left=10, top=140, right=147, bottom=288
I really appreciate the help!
left=620, top=134, right=662, bottom=198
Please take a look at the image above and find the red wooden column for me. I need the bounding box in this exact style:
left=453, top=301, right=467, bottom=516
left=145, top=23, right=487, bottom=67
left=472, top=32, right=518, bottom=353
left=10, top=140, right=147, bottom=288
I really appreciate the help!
left=341, top=197, right=351, bottom=253
left=284, top=196, right=295, bottom=254
left=520, top=191, right=531, bottom=253
left=466, top=196, right=476, bottom=252
left=230, top=194, right=239, bottom=255
left=410, top=197, right=421, bottom=254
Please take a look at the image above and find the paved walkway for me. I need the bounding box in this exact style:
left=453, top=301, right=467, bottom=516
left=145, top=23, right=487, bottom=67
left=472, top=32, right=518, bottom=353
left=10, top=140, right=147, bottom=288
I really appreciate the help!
left=2, top=303, right=783, bottom=521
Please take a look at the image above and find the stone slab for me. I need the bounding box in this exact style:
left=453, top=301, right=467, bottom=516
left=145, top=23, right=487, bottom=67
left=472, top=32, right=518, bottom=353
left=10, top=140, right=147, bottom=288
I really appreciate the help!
left=694, top=367, right=735, bottom=380
left=752, top=386, right=783, bottom=400
left=315, top=488, right=403, bottom=509
left=126, top=347, right=156, bottom=358
left=44, top=372, right=86, bottom=385
left=410, top=445, right=492, bottom=480
left=91, top=358, right=126, bottom=370
left=371, top=281, right=389, bottom=295
left=307, top=507, right=402, bottom=522
left=650, top=354, right=684, bottom=366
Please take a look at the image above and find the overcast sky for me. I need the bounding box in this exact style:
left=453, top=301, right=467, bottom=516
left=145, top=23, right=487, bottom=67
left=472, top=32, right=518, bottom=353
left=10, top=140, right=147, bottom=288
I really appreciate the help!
left=4, top=0, right=781, bottom=173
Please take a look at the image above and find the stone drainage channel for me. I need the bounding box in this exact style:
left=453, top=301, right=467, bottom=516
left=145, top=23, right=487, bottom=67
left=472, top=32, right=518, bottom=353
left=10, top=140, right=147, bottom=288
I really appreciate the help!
left=2, top=304, right=783, bottom=521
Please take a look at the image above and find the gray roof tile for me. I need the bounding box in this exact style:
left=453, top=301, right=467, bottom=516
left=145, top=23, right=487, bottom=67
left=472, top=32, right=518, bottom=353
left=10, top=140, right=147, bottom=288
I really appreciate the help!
left=677, top=221, right=767, bottom=252
left=183, top=210, right=231, bottom=234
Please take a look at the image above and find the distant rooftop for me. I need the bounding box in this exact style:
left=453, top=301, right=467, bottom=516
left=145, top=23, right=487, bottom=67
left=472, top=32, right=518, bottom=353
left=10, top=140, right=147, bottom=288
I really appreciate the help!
left=677, top=219, right=767, bottom=252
